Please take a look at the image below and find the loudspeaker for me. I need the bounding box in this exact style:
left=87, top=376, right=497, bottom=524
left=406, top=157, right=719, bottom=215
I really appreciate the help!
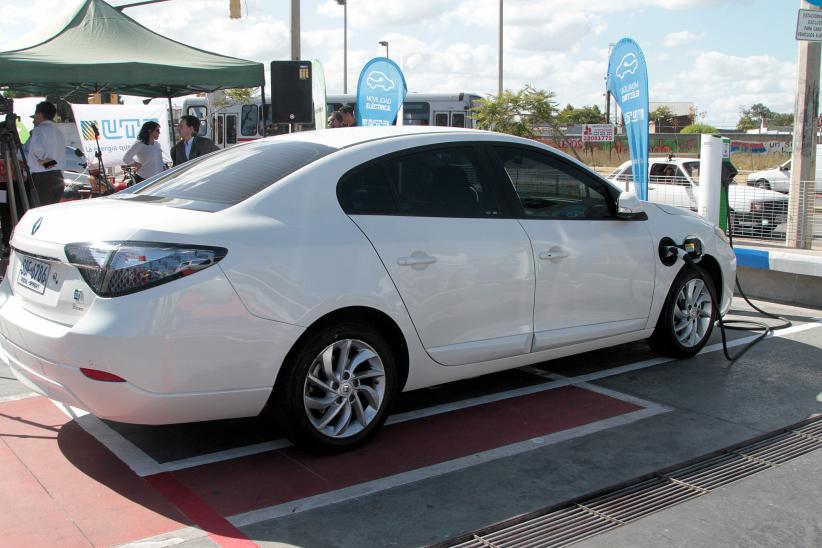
left=270, top=61, right=313, bottom=124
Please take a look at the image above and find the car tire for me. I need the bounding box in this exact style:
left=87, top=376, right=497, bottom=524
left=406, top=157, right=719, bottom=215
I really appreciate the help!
left=649, top=264, right=717, bottom=359
left=755, top=179, right=771, bottom=190
left=274, top=322, right=397, bottom=452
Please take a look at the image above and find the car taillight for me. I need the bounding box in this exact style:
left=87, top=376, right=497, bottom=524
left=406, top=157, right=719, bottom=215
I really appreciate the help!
left=64, top=241, right=227, bottom=297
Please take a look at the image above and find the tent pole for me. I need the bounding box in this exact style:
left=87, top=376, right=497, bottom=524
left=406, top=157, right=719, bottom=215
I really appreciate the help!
left=260, top=86, right=267, bottom=137
left=167, top=96, right=176, bottom=143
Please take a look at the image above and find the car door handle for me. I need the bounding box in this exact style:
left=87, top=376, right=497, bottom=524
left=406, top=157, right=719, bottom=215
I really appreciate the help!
left=648, top=185, right=655, bottom=190
left=397, top=253, right=437, bottom=268
left=538, top=248, right=570, bottom=262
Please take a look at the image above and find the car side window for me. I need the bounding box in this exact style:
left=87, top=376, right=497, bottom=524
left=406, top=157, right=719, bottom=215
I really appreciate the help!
left=650, top=163, right=688, bottom=185
left=494, top=146, right=612, bottom=220
left=337, top=163, right=398, bottom=215
left=338, top=147, right=499, bottom=217
left=384, top=147, right=499, bottom=217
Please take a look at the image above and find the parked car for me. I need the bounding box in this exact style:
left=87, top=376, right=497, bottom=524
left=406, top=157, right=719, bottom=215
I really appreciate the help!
left=608, top=157, right=789, bottom=238
left=746, top=144, right=822, bottom=193
left=0, top=127, right=736, bottom=451
left=746, top=159, right=790, bottom=193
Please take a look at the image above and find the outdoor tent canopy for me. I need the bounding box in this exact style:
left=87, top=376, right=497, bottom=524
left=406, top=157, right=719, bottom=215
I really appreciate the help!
left=0, top=0, right=264, bottom=98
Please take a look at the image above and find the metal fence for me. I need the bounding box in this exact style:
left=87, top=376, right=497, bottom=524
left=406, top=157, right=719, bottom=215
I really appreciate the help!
left=607, top=173, right=820, bottom=249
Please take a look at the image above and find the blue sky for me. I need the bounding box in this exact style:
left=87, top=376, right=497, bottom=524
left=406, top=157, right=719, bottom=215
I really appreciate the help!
left=0, top=0, right=805, bottom=127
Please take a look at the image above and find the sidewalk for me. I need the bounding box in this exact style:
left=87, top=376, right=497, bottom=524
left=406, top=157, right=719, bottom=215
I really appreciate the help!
left=575, top=444, right=822, bottom=548
left=733, top=239, right=822, bottom=307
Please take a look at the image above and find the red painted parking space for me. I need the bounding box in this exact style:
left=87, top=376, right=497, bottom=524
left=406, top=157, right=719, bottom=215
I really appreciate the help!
left=0, top=385, right=643, bottom=546
left=171, top=386, right=642, bottom=517
left=0, top=396, right=190, bottom=547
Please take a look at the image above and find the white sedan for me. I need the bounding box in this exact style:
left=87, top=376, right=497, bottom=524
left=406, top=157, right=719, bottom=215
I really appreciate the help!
left=0, top=127, right=735, bottom=451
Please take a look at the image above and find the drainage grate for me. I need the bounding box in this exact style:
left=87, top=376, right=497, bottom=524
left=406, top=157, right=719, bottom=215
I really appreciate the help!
left=437, top=416, right=822, bottom=548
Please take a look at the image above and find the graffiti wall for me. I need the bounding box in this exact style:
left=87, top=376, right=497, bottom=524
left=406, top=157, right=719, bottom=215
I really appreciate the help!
left=540, top=133, right=792, bottom=156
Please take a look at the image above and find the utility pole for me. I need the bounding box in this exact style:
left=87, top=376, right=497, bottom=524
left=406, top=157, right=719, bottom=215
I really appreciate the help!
left=498, top=0, right=503, bottom=97
left=291, top=0, right=300, bottom=61
left=605, top=43, right=614, bottom=124
left=788, top=0, right=820, bottom=249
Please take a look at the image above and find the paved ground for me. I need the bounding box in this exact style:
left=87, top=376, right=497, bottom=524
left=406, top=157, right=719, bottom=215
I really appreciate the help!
left=1, top=296, right=821, bottom=547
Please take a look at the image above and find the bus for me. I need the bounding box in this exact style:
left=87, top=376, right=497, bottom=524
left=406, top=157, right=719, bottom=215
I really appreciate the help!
left=182, top=92, right=483, bottom=149
left=327, top=93, right=481, bottom=128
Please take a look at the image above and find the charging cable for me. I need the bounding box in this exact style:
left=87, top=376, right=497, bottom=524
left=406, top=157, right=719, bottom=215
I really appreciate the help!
left=710, top=190, right=792, bottom=362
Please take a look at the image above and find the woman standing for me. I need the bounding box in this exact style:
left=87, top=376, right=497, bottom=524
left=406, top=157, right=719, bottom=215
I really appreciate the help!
left=123, top=121, right=165, bottom=182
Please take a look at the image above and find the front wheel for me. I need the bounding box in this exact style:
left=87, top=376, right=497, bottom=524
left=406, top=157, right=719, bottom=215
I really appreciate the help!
left=649, top=265, right=717, bottom=359
left=274, top=322, right=397, bottom=452
left=754, top=179, right=771, bottom=190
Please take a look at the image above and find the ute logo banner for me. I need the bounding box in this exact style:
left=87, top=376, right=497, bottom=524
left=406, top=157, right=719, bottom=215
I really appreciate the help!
left=355, top=57, right=407, bottom=126
left=607, top=38, right=649, bottom=200
left=70, top=103, right=171, bottom=168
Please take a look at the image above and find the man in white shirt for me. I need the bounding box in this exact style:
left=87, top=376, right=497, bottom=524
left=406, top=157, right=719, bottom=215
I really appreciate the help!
left=25, top=101, right=66, bottom=206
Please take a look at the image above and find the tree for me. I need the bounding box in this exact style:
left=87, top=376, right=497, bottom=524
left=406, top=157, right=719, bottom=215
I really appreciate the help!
left=737, top=103, right=793, bottom=130
left=224, top=88, right=253, bottom=104
left=472, top=85, right=559, bottom=139
left=650, top=106, right=677, bottom=130
left=680, top=123, right=717, bottom=134
left=556, top=104, right=605, bottom=125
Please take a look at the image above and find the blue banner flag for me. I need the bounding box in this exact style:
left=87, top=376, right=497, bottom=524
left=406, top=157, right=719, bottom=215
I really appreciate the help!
left=607, top=38, right=649, bottom=200
left=355, top=57, right=407, bottom=126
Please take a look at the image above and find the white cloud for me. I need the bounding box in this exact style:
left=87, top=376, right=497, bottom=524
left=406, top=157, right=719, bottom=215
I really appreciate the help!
left=663, top=31, right=706, bottom=48
left=452, top=0, right=740, bottom=27
left=508, top=12, right=607, bottom=52
left=661, top=51, right=796, bottom=126
left=317, top=0, right=443, bottom=29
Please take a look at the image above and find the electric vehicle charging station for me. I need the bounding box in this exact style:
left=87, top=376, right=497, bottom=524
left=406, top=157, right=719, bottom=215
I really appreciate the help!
left=698, top=134, right=723, bottom=227
left=720, top=137, right=731, bottom=232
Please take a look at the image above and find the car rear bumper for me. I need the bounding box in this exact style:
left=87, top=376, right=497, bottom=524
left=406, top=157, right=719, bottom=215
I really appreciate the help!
left=0, top=335, right=272, bottom=423
left=0, top=267, right=304, bottom=424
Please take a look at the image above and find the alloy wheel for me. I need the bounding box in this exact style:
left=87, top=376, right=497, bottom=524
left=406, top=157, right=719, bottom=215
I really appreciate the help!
left=303, top=339, right=386, bottom=438
left=673, top=278, right=713, bottom=348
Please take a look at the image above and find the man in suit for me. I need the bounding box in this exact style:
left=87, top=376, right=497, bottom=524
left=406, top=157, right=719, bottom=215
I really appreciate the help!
left=171, top=115, right=218, bottom=166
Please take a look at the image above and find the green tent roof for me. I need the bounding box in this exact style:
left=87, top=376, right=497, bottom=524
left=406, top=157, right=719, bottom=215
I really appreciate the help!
left=0, top=0, right=264, bottom=98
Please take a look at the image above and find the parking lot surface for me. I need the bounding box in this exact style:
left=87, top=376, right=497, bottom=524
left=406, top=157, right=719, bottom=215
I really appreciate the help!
left=1, top=296, right=821, bottom=547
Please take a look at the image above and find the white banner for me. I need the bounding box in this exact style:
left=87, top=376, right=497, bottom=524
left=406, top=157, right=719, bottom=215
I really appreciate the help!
left=581, top=124, right=615, bottom=142
left=70, top=103, right=172, bottom=169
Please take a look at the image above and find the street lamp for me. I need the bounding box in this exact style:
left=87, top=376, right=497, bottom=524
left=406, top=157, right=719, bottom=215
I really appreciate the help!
left=379, top=40, right=389, bottom=59
left=335, top=0, right=347, bottom=93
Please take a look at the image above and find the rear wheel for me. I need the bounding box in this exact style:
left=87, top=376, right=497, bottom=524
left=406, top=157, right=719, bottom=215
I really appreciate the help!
left=755, top=179, right=771, bottom=190
left=649, top=265, right=717, bottom=358
left=275, top=322, right=396, bottom=452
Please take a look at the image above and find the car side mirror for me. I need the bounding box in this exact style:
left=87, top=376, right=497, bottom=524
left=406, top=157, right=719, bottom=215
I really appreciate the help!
left=617, top=191, right=646, bottom=220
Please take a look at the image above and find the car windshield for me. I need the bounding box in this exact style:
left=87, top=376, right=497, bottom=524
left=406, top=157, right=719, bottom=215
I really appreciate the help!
left=119, top=140, right=336, bottom=211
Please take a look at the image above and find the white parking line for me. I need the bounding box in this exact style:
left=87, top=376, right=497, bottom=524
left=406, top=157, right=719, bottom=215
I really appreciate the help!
left=52, top=319, right=822, bottom=479
left=0, top=391, right=39, bottom=403
left=227, top=404, right=669, bottom=528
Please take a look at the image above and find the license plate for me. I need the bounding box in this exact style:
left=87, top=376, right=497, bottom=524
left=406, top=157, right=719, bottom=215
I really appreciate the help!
left=16, top=255, right=51, bottom=295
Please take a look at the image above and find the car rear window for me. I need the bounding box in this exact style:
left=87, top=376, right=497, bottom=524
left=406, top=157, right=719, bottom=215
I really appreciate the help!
left=124, top=140, right=336, bottom=211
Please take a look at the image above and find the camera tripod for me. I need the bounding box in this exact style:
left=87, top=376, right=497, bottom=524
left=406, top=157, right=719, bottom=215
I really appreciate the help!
left=0, top=99, right=40, bottom=251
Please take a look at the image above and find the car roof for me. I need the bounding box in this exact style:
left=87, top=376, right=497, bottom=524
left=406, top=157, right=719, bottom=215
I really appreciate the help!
left=258, top=126, right=606, bottom=177
left=260, top=125, right=497, bottom=150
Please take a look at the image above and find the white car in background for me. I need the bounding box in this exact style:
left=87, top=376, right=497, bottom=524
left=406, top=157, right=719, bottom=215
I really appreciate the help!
left=0, top=127, right=735, bottom=451
left=608, top=157, right=789, bottom=238
left=747, top=144, right=822, bottom=193
left=746, top=159, right=791, bottom=193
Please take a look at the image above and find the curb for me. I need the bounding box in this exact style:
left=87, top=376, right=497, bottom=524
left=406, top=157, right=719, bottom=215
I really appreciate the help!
left=735, top=246, right=822, bottom=277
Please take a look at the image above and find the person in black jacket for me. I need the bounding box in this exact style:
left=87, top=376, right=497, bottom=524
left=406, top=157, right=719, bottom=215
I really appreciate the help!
left=170, top=115, right=218, bottom=166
